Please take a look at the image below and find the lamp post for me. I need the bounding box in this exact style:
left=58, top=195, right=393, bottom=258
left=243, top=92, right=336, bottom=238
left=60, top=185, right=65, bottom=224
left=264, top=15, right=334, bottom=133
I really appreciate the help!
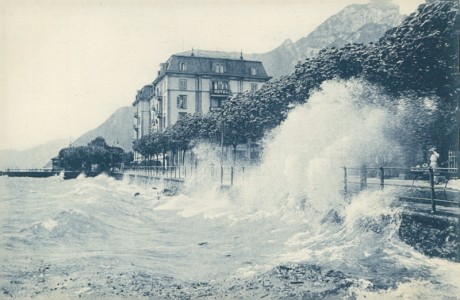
left=220, top=121, right=224, bottom=166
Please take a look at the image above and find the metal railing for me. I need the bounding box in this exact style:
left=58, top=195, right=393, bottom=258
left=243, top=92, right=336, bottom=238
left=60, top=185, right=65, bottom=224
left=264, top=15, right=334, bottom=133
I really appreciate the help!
left=342, top=166, right=459, bottom=213
left=3, top=168, right=57, bottom=172
left=123, top=166, right=187, bottom=180
left=122, top=165, right=246, bottom=186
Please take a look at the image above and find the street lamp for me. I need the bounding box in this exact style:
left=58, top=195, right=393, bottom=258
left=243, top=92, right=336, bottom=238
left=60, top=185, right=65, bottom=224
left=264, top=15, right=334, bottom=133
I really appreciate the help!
left=220, top=121, right=224, bottom=166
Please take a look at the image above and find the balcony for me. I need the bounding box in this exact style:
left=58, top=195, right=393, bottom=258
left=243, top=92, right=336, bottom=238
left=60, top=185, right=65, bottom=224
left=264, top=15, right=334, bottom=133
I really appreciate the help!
left=211, top=88, right=230, bottom=96
left=209, top=106, right=222, bottom=112
left=155, top=107, right=163, bottom=115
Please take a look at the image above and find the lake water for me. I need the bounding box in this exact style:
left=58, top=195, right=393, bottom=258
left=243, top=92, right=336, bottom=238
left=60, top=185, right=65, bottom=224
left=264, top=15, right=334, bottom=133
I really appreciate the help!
left=1, top=174, right=459, bottom=299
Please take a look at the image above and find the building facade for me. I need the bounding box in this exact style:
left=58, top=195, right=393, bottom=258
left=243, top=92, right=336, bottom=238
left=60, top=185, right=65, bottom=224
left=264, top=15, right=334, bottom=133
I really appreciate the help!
left=132, top=85, right=154, bottom=161
left=134, top=50, right=271, bottom=135
left=152, top=51, right=270, bottom=131
left=132, top=50, right=271, bottom=161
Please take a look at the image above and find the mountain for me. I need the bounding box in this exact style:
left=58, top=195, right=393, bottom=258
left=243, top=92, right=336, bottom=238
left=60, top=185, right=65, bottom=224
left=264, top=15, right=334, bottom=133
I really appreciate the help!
left=0, top=139, right=68, bottom=169
left=72, top=106, right=134, bottom=151
left=248, top=2, right=406, bottom=78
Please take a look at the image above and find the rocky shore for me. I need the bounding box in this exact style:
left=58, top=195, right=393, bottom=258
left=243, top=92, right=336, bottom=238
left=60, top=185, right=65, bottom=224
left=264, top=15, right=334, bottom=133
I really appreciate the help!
left=399, top=209, right=459, bottom=262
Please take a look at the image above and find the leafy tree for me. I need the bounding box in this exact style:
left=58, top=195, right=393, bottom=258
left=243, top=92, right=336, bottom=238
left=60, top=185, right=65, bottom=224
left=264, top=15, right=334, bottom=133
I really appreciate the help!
left=211, top=2, right=458, bottom=164
left=58, top=137, right=130, bottom=172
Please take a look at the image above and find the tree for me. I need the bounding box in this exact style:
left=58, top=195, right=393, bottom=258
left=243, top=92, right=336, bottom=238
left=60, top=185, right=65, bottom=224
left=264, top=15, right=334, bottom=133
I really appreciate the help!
left=209, top=2, right=458, bottom=164
left=58, top=137, right=131, bottom=172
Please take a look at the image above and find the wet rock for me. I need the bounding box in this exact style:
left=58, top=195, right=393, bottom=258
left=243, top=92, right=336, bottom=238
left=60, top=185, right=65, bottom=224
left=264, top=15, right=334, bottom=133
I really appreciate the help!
left=321, top=209, right=344, bottom=224
left=399, top=210, right=459, bottom=262
left=163, top=189, right=175, bottom=196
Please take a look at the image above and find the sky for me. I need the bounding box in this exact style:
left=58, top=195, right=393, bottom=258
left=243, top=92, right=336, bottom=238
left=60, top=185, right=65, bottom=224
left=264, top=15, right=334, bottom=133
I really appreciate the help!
left=0, top=0, right=425, bottom=151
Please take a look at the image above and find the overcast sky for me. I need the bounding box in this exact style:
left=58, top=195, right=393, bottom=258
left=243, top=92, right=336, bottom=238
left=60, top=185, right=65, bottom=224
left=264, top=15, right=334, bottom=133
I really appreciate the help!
left=1, top=0, right=424, bottom=150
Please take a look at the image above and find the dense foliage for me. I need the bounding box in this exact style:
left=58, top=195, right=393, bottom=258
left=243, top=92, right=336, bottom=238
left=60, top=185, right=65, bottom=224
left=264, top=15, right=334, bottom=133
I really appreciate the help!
left=225, top=2, right=458, bottom=155
left=58, top=137, right=132, bottom=172
left=136, top=2, right=458, bottom=165
left=133, top=114, right=218, bottom=165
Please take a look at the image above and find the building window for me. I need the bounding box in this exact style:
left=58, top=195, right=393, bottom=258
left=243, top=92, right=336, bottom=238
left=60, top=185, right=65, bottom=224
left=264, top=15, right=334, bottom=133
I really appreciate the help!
left=210, top=98, right=224, bottom=109
left=179, top=79, right=187, bottom=90
left=251, top=83, right=258, bottom=91
left=211, top=81, right=230, bottom=94
left=250, top=67, right=257, bottom=76
left=178, top=112, right=187, bottom=120
left=238, top=81, right=243, bottom=94
left=179, top=62, right=187, bottom=71
left=213, top=63, right=224, bottom=73
left=177, top=95, right=187, bottom=109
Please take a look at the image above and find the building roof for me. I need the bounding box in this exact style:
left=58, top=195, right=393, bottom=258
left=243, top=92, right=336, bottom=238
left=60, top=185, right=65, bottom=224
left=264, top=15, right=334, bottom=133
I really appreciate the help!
left=132, top=84, right=154, bottom=106
left=176, top=49, right=243, bottom=59
left=153, top=50, right=271, bottom=85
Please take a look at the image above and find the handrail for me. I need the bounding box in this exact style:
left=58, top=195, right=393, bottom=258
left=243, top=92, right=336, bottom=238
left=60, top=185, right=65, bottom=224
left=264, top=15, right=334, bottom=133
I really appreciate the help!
left=343, top=166, right=458, bottom=172
left=3, top=168, right=56, bottom=172
left=122, top=165, right=246, bottom=186
left=342, top=165, right=459, bottom=213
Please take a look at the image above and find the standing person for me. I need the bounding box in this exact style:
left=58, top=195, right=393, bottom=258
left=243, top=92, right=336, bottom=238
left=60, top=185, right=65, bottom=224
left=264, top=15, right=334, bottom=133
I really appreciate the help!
left=429, top=147, right=440, bottom=183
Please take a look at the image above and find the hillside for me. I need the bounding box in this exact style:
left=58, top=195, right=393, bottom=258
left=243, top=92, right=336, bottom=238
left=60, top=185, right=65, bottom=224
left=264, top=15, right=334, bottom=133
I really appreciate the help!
left=0, top=139, right=68, bottom=169
left=72, top=106, right=134, bottom=151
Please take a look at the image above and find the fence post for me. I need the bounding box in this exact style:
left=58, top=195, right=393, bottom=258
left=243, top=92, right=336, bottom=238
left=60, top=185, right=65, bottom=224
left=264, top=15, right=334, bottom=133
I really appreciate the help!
left=221, top=166, right=224, bottom=185
left=231, top=167, right=234, bottom=186
left=360, top=165, right=367, bottom=191
left=379, top=166, right=384, bottom=190
left=343, top=167, right=348, bottom=199
left=429, top=167, right=436, bottom=214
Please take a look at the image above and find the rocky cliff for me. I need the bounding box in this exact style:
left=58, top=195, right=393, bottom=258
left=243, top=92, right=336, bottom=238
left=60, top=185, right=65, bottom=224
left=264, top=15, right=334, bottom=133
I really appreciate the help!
left=248, top=2, right=405, bottom=78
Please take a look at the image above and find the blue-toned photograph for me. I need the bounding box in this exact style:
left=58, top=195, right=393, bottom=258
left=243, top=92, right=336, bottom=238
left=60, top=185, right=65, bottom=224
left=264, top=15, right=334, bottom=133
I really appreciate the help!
left=1, top=0, right=459, bottom=299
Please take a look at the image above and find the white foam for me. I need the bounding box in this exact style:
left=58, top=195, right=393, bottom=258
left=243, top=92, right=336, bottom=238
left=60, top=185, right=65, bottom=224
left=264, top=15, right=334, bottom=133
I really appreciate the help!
left=42, top=218, right=58, bottom=231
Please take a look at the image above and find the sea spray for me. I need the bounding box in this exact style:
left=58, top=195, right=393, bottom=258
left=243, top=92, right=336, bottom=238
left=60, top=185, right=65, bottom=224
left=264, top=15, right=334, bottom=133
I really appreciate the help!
left=165, top=79, right=404, bottom=219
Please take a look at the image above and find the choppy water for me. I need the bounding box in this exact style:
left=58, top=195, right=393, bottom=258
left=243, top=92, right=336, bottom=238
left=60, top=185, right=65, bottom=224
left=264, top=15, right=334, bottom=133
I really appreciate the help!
left=1, top=80, right=459, bottom=299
